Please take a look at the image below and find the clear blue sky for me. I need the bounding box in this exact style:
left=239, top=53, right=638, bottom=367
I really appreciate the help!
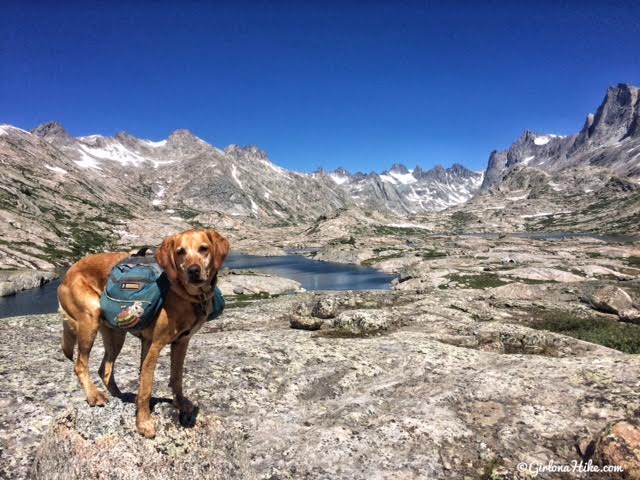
left=1, top=1, right=638, bottom=173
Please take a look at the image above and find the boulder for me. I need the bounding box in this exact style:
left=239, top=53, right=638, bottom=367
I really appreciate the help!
left=332, top=310, right=389, bottom=334
left=289, top=315, right=325, bottom=331
left=588, top=286, right=634, bottom=315
left=311, top=297, right=338, bottom=319
left=592, top=420, right=640, bottom=480
left=576, top=265, right=632, bottom=280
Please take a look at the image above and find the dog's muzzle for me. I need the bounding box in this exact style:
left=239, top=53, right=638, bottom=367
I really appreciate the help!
left=187, top=265, right=202, bottom=283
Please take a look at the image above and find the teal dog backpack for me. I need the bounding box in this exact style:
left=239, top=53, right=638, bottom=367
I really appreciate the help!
left=100, top=249, right=225, bottom=331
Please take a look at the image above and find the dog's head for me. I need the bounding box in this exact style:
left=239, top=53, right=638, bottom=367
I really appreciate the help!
left=156, top=229, right=229, bottom=294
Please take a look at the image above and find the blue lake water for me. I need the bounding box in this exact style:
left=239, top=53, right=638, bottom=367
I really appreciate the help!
left=0, top=253, right=394, bottom=319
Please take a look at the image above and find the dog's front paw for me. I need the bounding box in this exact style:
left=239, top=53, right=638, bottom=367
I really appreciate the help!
left=86, top=390, right=109, bottom=407
left=174, top=397, right=197, bottom=427
left=136, top=417, right=156, bottom=438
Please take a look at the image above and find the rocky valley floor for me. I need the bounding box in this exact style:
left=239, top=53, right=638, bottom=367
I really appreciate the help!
left=1, top=230, right=640, bottom=479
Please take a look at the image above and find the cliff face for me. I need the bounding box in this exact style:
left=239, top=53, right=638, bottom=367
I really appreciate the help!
left=480, top=83, right=640, bottom=192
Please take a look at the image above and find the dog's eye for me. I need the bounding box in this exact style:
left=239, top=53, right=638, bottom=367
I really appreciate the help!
left=198, top=245, right=209, bottom=254
left=176, top=247, right=186, bottom=256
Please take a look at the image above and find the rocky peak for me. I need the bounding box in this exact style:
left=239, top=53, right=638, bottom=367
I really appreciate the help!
left=167, top=129, right=201, bottom=145
left=163, top=129, right=212, bottom=158
left=449, top=163, right=476, bottom=178
left=480, top=83, right=640, bottom=193
left=242, top=145, right=268, bottom=159
left=31, top=121, right=75, bottom=145
left=224, top=144, right=269, bottom=161
left=113, top=131, right=142, bottom=150
left=515, top=130, right=538, bottom=146
left=580, top=83, right=640, bottom=142
left=388, top=163, right=409, bottom=174
left=425, top=165, right=447, bottom=182
left=114, top=131, right=136, bottom=142
left=224, top=144, right=241, bottom=154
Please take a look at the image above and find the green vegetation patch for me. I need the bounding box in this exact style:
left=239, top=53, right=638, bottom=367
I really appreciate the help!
left=450, top=211, right=479, bottom=228
left=421, top=249, right=447, bottom=260
left=174, top=207, right=200, bottom=219
left=440, top=272, right=509, bottom=289
left=68, top=226, right=114, bottom=258
left=330, top=236, right=356, bottom=246
left=361, top=252, right=404, bottom=266
left=528, top=309, right=640, bottom=354
left=373, top=225, right=427, bottom=236
left=627, top=256, right=640, bottom=267
left=226, top=292, right=279, bottom=309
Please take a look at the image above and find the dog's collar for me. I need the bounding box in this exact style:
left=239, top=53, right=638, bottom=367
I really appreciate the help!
left=193, top=294, right=209, bottom=318
left=170, top=273, right=218, bottom=318
left=193, top=272, right=219, bottom=318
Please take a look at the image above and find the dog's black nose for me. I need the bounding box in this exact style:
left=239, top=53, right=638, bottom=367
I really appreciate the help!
left=187, top=265, right=201, bottom=279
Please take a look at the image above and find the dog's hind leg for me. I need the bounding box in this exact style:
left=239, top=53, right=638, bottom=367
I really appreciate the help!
left=71, top=295, right=109, bottom=407
left=98, top=325, right=126, bottom=397
left=59, top=306, right=77, bottom=361
left=140, top=337, right=151, bottom=374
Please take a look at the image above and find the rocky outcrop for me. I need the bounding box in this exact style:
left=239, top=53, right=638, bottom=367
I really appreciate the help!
left=2, top=282, right=638, bottom=479
left=503, top=267, right=586, bottom=283
left=592, top=420, right=640, bottom=480
left=479, top=83, right=640, bottom=192
left=332, top=310, right=390, bottom=334
left=218, top=271, right=303, bottom=296
left=576, top=84, right=640, bottom=146
left=32, top=403, right=252, bottom=480
left=0, top=270, right=57, bottom=297
left=587, top=286, right=640, bottom=322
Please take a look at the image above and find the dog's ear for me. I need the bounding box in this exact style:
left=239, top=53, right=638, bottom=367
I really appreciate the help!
left=206, top=229, right=229, bottom=271
left=156, top=235, right=178, bottom=283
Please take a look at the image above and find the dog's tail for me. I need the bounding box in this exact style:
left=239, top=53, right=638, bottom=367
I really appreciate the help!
left=59, top=303, right=76, bottom=361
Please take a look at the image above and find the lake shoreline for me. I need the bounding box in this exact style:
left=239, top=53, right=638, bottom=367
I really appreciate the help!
left=0, top=253, right=394, bottom=318
left=0, top=269, right=58, bottom=297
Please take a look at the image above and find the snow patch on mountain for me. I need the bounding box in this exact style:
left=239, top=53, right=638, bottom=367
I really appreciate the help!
left=533, top=134, right=563, bottom=146
left=75, top=150, right=103, bottom=170
left=144, top=139, right=168, bottom=148
left=259, top=158, right=286, bottom=174
left=78, top=142, right=147, bottom=166
left=231, top=164, right=243, bottom=188
left=330, top=173, right=350, bottom=185
left=45, top=165, right=67, bottom=175
left=0, top=125, right=29, bottom=136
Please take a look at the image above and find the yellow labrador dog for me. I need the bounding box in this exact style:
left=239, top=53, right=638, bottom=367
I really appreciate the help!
left=57, top=229, right=229, bottom=438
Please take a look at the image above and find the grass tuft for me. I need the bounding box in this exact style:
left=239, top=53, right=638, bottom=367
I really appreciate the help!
left=528, top=309, right=640, bottom=354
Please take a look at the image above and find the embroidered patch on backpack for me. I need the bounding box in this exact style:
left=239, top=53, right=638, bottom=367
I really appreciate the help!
left=116, top=301, right=145, bottom=328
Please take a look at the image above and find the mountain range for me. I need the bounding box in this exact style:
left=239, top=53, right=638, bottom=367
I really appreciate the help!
left=481, top=83, right=640, bottom=191
left=0, top=83, right=638, bottom=270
